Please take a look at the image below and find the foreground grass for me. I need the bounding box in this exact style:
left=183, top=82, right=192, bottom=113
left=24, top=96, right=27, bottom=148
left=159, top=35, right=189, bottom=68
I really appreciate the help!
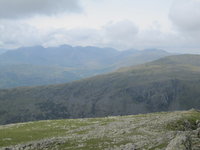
left=0, top=110, right=200, bottom=150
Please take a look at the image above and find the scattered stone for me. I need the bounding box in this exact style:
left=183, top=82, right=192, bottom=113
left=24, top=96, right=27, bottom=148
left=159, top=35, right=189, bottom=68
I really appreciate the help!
left=1, top=110, right=200, bottom=150
left=1, top=137, right=66, bottom=150
left=183, top=120, right=192, bottom=131
left=197, top=128, right=200, bottom=138
left=166, top=132, right=192, bottom=150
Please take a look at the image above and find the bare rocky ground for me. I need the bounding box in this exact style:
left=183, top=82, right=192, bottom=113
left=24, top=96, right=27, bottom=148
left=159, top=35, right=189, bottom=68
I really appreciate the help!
left=0, top=109, right=200, bottom=150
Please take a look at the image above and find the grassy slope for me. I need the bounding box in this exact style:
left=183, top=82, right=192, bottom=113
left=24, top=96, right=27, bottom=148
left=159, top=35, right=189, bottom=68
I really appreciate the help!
left=0, top=55, right=200, bottom=125
left=0, top=110, right=200, bottom=149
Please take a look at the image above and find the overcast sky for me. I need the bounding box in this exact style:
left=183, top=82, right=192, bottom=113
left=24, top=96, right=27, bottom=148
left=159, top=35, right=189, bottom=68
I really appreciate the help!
left=0, top=0, right=200, bottom=53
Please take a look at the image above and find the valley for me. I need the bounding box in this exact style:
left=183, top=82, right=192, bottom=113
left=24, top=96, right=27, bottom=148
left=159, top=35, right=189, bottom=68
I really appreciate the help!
left=0, top=54, right=200, bottom=125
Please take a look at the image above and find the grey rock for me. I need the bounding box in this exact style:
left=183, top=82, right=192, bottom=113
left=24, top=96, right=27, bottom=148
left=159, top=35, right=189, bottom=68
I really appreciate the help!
left=166, top=132, right=192, bottom=150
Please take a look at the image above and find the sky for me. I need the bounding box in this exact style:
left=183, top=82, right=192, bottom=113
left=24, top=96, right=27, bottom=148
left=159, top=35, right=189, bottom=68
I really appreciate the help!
left=0, top=0, right=200, bottom=53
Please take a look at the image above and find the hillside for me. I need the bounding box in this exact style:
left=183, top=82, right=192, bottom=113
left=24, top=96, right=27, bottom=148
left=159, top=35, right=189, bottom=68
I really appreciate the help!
left=0, top=64, right=80, bottom=88
left=0, top=45, right=171, bottom=88
left=0, top=110, right=200, bottom=150
left=0, top=54, right=200, bottom=125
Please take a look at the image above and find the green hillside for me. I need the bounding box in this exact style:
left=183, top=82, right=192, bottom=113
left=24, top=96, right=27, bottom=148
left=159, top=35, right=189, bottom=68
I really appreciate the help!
left=0, top=110, right=200, bottom=150
left=0, top=54, right=200, bottom=125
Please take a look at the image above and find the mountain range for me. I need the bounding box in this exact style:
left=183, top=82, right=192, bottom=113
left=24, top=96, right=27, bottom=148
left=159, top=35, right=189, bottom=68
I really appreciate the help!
left=0, top=45, right=171, bottom=88
left=0, top=54, right=200, bottom=125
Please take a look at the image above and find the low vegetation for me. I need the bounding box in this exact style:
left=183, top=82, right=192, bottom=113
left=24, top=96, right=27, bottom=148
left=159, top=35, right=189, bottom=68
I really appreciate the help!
left=0, top=110, right=200, bottom=149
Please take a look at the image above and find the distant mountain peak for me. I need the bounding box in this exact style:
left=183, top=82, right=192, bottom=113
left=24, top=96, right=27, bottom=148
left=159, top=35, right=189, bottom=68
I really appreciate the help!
left=143, top=48, right=168, bottom=53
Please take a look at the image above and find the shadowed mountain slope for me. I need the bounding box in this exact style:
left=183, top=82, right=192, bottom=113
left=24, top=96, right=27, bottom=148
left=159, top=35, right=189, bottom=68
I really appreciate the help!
left=0, top=54, right=200, bottom=125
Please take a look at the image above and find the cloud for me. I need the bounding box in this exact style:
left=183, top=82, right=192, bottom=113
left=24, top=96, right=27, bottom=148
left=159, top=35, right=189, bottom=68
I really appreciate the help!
left=0, top=21, right=102, bottom=49
left=43, top=28, right=102, bottom=47
left=168, top=0, right=200, bottom=52
left=44, top=20, right=140, bottom=49
left=0, top=0, right=200, bottom=53
left=104, top=20, right=139, bottom=40
left=0, top=20, right=46, bottom=48
left=169, top=0, right=200, bottom=32
left=0, top=0, right=81, bottom=19
left=0, top=19, right=199, bottom=53
left=101, top=20, right=139, bottom=49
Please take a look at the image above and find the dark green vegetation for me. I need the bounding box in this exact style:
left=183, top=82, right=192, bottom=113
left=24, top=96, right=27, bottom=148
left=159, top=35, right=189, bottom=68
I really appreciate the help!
left=0, top=45, right=170, bottom=88
left=0, top=110, right=200, bottom=149
left=0, top=54, right=200, bottom=125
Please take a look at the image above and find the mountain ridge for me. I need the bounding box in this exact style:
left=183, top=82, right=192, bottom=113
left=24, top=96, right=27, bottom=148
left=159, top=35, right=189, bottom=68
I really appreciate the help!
left=0, top=45, right=171, bottom=88
left=0, top=54, right=200, bottom=125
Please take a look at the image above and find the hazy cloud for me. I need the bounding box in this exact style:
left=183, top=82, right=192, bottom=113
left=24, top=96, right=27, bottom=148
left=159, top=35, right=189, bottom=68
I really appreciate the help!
left=0, top=0, right=200, bottom=53
left=0, top=0, right=81, bottom=19
left=43, top=28, right=102, bottom=47
left=169, top=0, right=200, bottom=32
left=102, top=20, right=139, bottom=48
left=0, top=21, right=45, bottom=48
left=41, top=21, right=181, bottom=51
left=168, top=0, right=200, bottom=52
left=0, top=20, right=198, bottom=52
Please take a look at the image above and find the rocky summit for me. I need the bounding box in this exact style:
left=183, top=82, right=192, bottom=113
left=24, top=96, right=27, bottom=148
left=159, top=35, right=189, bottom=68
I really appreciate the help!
left=0, top=109, right=200, bottom=150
